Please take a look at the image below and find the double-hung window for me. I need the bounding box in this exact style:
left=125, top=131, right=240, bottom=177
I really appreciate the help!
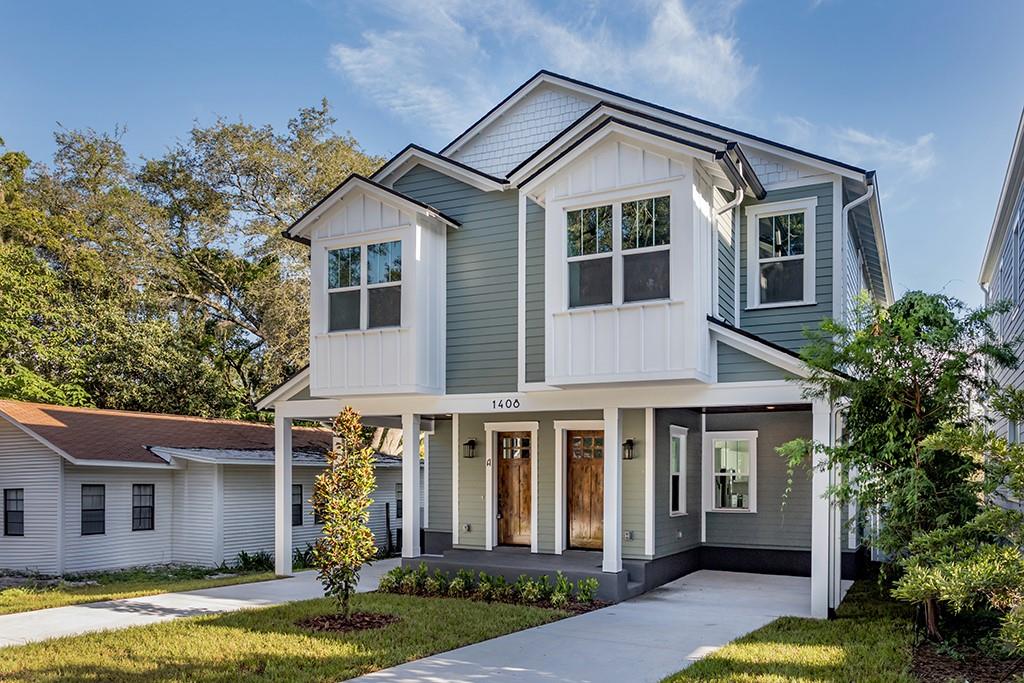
left=292, top=484, right=303, bottom=527
left=747, top=198, right=816, bottom=308
left=327, top=239, right=402, bottom=331
left=669, top=426, right=688, bottom=516
left=4, top=489, right=24, bottom=536
left=81, top=485, right=105, bottom=535
left=567, top=195, right=671, bottom=308
left=132, top=484, right=154, bottom=531
left=704, top=432, right=757, bottom=512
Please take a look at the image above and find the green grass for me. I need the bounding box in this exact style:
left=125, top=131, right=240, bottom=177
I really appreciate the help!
left=0, top=592, right=563, bottom=682
left=662, top=580, right=916, bottom=683
left=0, top=566, right=276, bottom=615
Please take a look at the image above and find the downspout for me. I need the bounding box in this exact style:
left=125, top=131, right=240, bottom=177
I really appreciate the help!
left=841, top=175, right=875, bottom=254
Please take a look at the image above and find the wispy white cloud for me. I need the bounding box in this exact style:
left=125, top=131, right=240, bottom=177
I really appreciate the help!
left=328, top=0, right=754, bottom=137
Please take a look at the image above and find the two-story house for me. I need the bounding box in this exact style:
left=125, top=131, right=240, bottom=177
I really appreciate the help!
left=258, top=71, right=892, bottom=616
left=979, top=107, right=1024, bottom=511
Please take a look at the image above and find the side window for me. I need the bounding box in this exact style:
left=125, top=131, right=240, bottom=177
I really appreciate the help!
left=292, top=484, right=303, bottom=527
left=669, top=426, right=688, bottom=516
left=747, top=199, right=816, bottom=308
left=4, top=489, right=24, bottom=536
left=703, top=432, right=758, bottom=513
left=81, top=485, right=105, bottom=535
left=132, top=484, right=154, bottom=531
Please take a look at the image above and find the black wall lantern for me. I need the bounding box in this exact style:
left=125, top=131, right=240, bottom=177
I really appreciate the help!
left=462, top=438, right=477, bottom=459
left=622, top=438, right=635, bottom=460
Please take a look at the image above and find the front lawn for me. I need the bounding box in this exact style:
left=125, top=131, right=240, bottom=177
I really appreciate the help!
left=662, top=579, right=916, bottom=682
left=0, top=566, right=276, bottom=615
left=0, top=592, right=563, bottom=682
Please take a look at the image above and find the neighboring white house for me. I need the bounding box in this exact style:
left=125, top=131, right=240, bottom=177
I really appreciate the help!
left=0, top=400, right=420, bottom=575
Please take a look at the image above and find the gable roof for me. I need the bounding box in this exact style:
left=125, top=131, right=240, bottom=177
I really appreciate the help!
left=283, top=173, right=461, bottom=244
left=372, top=143, right=508, bottom=192
left=980, top=107, right=1024, bottom=287
left=0, top=400, right=332, bottom=466
left=442, top=70, right=872, bottom=180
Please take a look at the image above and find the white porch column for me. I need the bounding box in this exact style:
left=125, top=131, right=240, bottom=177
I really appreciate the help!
left=603, top=407, right=623, bottom=573
left=273, top=414, right=293, bottom=577
left=402, top=413, right=422, bottom=558
left=810, top=399, right=835, bottom=618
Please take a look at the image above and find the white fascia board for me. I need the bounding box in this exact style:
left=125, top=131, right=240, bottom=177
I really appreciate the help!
left=519, top=122, right=717, bottom=197
left=375, top=150, right=507, bottom=193
left=708, top=323, right=810, bottom=379
left=867, top=183, right=895, bottom=304
left=980, top=109, right=1024, bottom=286
left=288, top=177, right=458, bottom=241
left=257, top=366, right=311, bottom=411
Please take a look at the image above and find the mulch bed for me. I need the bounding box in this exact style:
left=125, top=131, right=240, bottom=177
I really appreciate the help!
left=297, top=611, right=400, bottom=634
left=913, top=642, right=1024, bottom=683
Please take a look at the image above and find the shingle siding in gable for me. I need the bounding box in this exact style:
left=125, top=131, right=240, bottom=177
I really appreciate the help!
left=525, top=199, right=546, bottom=383
left=740, top=182, right=834, bottom=352
left=393, top=165, right=519, bottom=394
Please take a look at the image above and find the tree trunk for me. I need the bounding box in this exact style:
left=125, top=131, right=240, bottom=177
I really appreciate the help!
left=924, top=597, right=941, bottom=640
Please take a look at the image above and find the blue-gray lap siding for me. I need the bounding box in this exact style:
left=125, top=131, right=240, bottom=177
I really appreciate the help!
left=740, top=182, right=834, bottom=352
left=716, top=344, right=796, bottom=382
left=427, top=418, right=452, bottom=532
left=654, top=408, right=703, bottom=558
left=393, top=165, right=519, bottom=393
left=717, top=200, right=737, bottom=325
left=525, top=199, right=546, bottom=383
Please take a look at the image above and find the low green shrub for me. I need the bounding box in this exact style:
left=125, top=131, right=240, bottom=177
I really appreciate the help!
left=377, top=566, right=407, bottom=593
left=292, top=543, right=315, bottom=570
left=235, top=550, right=274, bottom=572
left=424, top=569, right=449, bottom=596
left=575, top=577, right=599, bottom=603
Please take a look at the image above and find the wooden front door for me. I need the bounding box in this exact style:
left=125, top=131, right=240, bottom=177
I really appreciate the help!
left=567, top=430, right=604, bottom=550
left=497, top=432, right=532, bottom=546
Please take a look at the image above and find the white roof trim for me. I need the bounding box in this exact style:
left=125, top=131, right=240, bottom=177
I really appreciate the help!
left=708, top=321, right=810, bottom=379
left=444, top=72, right=870, bottom=183
left=286, top=176, right=459, bottom=241
left=257, top=366, right=310, bottom=411
left=980, top=108, right=1024, bottom=286
left=374, top=147, right=508, bottom=193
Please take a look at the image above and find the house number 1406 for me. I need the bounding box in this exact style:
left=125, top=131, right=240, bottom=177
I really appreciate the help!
left=491, top=398, right=521, bottom=410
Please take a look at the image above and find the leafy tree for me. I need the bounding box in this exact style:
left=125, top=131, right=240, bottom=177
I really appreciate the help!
left=311, top=407, right=378, bottom=619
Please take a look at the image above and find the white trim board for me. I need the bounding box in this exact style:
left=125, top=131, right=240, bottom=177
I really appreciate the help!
left=483, top=421, right=540, bottom=552
left=552, top=419, right=604, bottom=554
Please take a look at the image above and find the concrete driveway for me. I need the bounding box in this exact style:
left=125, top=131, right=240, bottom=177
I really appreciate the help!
left=356, top=570, right=835, bottom=683
left=0, top=558, right=399, bottom=648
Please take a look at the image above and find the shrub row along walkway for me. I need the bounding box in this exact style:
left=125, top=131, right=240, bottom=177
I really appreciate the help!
left=0, top=559, right=400, bottom=648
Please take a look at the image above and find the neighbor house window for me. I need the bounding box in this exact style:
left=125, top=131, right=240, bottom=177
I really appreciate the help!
left=747, top=199, right=816, bottom=308
left=395, top=482, right=403, bottom=519
left=81, top=485, right=105, bottom=535
left=132, top=484, right=154, bottom=531
left=567, top=195, right=671, bottom=308
left=4, top=489, right=24, bottom=536
left=669, top=426, right=688, bottom=516
left=704, top=432, right=757, bottom=512
left=292, top=484, right=303, bottom=527
left=327, top=239, right=402, bottom=332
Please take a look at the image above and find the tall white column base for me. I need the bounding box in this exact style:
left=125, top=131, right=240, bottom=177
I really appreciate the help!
left=603, top=407, right=623, bottom=574
left=402, top=413, right=422, bottom=558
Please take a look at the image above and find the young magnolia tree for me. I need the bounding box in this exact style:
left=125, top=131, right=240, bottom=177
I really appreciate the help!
left=311, top=406, right=378, bottom=618
left=781, top=291, right=1024, bottom=644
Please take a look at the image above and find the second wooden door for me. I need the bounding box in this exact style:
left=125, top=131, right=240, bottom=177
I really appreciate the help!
left=497, top=432, right=532, bottom=546
left=567, top=430, right=604, bottom=550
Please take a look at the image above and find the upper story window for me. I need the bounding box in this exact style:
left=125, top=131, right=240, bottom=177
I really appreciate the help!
left=747, top=198, right=816, bottom=309
left=327, top=239, right=402, bottom=332
left=566, top=195, right=671, bottom=309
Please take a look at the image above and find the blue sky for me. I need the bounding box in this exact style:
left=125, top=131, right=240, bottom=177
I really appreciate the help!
left=3, top=0, right=1022, bottom=305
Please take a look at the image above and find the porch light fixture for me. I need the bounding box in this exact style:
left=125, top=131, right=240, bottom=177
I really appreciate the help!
left=622, top=438, right=635, bottom=460
left=462, top=438, right=477, bottom=459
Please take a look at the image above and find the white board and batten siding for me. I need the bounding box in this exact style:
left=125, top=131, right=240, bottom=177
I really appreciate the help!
left=62, top=463, right=175, bottom=573
left=308, top=188, right=447, bottom=397
left=541, top=135, right=714, bottom=385
left=0, top=420, right=62, bottom=574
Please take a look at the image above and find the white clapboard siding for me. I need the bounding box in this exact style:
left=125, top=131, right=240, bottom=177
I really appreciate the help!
left=171, top=460, right=218, bottom=566
left=0, top=420, right=62, bottom=574
left=62, top=463, right=175, bottom=573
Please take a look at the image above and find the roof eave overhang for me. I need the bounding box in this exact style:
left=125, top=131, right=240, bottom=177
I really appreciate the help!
left=865, top=172, right=895, bottom=304
left=707, top=317, right=811, bottom=379
left=283, top=175, right=461, bottom=243
left=980, top=109, right=1024, bottom=287
left=256, top=366, right=310, bottom=411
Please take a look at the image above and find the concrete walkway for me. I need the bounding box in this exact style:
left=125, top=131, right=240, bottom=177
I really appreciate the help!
left=0, top=558, right=399, bottom=648
left=355, top=570, right=846, bottom=683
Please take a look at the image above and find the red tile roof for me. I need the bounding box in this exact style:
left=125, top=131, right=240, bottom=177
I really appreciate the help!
left=0, top=400, right=332, bottom=465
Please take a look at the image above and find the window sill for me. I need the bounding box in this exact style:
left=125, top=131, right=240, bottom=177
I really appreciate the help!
left=669, top=511, right=688, bottom=518
left=321, top=326, right=408, bottom=337
left=564, top=297, right=678, bottom=314
left=746, top=300, right=817, bottom=311
left=707, top=508, right=756, bottom=514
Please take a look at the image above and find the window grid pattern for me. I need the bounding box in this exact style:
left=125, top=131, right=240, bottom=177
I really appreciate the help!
left=756, top=210, right=807, bottom=305
left=4, top=489, right=24, bottom=537
left=81, top=485, right=105, bottom=535
left=132, top=484, right=154, bottom=531
left=327, top=240, right=402, bottom=332
left=292, top=484, right=303, bottom=527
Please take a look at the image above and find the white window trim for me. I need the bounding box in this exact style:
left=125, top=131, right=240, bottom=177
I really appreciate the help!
left=668, top=425, right=688, bottom=517
left=324, top=233, right=405, bottom=333
left=702, top=430, right=758, bottom=514
left=564, top=192, right=673, bottom=310
left=746, top=197, right=817, bottom=310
